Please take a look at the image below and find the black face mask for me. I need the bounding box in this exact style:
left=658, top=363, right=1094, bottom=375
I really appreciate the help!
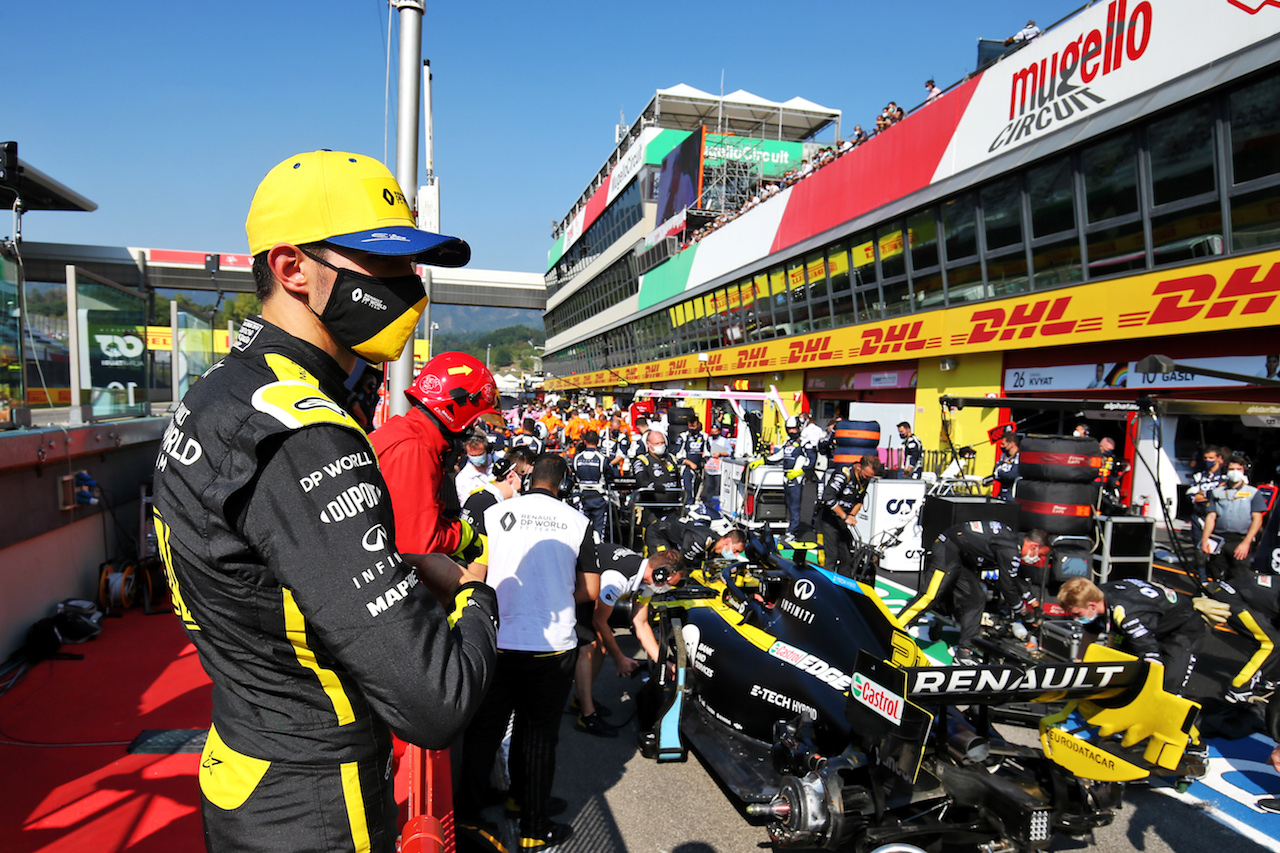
left=302, top=248, right=426, bottom=363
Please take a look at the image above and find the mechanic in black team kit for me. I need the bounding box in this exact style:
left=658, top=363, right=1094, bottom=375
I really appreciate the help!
left=898, top=521, right=1049, bottom=664
left=1059, top=577, right=1206, bottom=696
left=632, top=429, right=685, bottom=537
left=151, top=150, right=497, bottom=853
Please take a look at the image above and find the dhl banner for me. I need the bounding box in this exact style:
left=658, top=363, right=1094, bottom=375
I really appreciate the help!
left=547, top=250, right=1280, bottom=390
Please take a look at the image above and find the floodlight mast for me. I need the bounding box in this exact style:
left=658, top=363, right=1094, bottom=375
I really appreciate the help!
left=387, top=0, right=425, bottom=418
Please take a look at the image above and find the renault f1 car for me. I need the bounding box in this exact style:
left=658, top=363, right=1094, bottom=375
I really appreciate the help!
left=636, top=538, right=1206, bottom=852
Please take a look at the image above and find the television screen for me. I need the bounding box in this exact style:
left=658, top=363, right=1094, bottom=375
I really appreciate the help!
left=655, top=126, right=706, bottom=224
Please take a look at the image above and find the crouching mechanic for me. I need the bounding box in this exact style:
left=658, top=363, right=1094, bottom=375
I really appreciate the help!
left=897, top=521, right=1049, bottom=664
left=1059, top=577, right=1206, bottom=695
left=644, top=515, right=746, bottom=567
left=592, top=546, right=686, bottom=672
left=152, top=150, right=498, bottom=853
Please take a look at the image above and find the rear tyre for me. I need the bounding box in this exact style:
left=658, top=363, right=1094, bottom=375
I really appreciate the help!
left=1018, top=435, right=1104, bottom=483
left=1015, top=480, right=1098, bottom=536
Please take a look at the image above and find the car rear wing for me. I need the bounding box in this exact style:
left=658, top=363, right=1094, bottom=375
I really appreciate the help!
left=850, top=644, right=1202, bottom=784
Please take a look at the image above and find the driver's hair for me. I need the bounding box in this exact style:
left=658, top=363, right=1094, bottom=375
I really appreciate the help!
left=1058, top=577, right=1104, bottom=609
left=251, top=241, right=329, bottom=301
left=719, top=530, right=747, bottom=547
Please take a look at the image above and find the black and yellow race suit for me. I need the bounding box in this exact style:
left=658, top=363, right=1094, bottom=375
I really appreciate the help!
left=152, top=316, right=498, bottom=853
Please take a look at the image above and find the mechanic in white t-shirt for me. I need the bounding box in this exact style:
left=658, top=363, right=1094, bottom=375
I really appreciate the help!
left=593, top=546, right=685, bottom=674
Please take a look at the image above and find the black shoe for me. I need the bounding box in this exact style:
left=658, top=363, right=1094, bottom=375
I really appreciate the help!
left=1258, top=798, right=1280, bottom=814
left=575, top=712, right=618, bottom=737
left=456, top=816, right=508, bottom=851
left=952, top=646, right=982, bottom=666
left=504, top=795, right=568, bottom=820
left=567, top=696, right=611, bottom=718
left=519, top=821, right=573, bottom=849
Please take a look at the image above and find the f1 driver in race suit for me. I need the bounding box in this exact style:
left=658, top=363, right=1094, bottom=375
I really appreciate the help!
left=151, top=150, right=498, bottom=853
left=897, top=521, right=1049, bottom=664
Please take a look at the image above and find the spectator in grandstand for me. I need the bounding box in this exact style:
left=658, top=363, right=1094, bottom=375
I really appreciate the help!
left=1007, top=19, right=1040, bottom=45
left=876, top=109, right=891, bottom=133
left=890, top=102, right=905, bottom=123
left=851, top=125, right=867, bottom=146
left=925, top=80, right=942, bottom=102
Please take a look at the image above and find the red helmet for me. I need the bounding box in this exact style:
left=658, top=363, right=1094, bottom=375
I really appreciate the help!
left=406, top=352, right=501, bottom=433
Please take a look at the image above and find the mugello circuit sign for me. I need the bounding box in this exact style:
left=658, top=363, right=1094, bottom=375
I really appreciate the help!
left=547, top=250, right=1280, bottom=390
left=936, top=0, right=1280, bottom=178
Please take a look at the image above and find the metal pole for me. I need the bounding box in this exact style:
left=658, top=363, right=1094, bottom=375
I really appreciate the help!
left=386, top=0, right=425, bottom=418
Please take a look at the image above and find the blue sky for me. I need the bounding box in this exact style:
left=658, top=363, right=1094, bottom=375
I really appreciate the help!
left=7, top=0, right=1084, bottom=275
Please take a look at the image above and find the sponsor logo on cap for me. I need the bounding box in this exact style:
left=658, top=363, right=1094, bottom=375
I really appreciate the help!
left=360, top=232, right=411, bottom=243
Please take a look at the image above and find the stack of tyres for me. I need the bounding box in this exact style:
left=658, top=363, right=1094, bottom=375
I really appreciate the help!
left=1013, top=435, right=1101, bottom=537
left=833, top=420, right=879, bottom=466
left=668, top=406, right=695, bottom=432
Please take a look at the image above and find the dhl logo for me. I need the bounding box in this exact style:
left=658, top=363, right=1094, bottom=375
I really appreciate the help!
left=707, top=353, right=726, bottom=371
left=644, top=363, right=662, bottom=378
left=786, top=336, right=835, bottom=363
left=736, top=345, right=771, bottom=370
left=1119, top=263, right=1280, bottom=328
left=859, top=321, right=932, bottom=356
left=959, top=297, right=1102, bottom=346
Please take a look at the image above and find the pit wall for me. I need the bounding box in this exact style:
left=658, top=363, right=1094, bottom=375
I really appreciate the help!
left=0, top=419, right=167, bottom=660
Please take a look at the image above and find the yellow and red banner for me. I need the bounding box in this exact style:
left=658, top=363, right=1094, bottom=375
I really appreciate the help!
left=547, top=250, right=1280, bottom=390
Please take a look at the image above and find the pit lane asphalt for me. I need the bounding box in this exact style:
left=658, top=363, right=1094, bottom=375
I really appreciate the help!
left=477, top=613, right=1278, bottom=853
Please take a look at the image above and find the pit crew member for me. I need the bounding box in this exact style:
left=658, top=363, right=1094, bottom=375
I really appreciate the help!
left=898, top=521, right=1049, bottom=664
left=643, top=516, right=747, bottom=566
left=749, top=417, right=816, bottom=545
left=673, top=417, right=708, bottom=507
left=632, top=429, right=685, bottom=535
left=1201, top=455, right=1269, bottom=581
left=571, top=429, right=612, bottom=540
left=592, top=545, right=686, bottom=672
left=1059, top=577, right=1206, bottom=695
left=458, top=454, right=598, bottom=849
left=816, top=455, right=883, bottom=577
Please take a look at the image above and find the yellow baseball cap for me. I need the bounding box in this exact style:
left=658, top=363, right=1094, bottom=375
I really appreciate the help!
left=245, top=150, right=469, bottom=266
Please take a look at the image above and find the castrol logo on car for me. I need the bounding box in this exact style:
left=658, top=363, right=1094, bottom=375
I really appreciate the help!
left=851, top=673, right=904, bottom=725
